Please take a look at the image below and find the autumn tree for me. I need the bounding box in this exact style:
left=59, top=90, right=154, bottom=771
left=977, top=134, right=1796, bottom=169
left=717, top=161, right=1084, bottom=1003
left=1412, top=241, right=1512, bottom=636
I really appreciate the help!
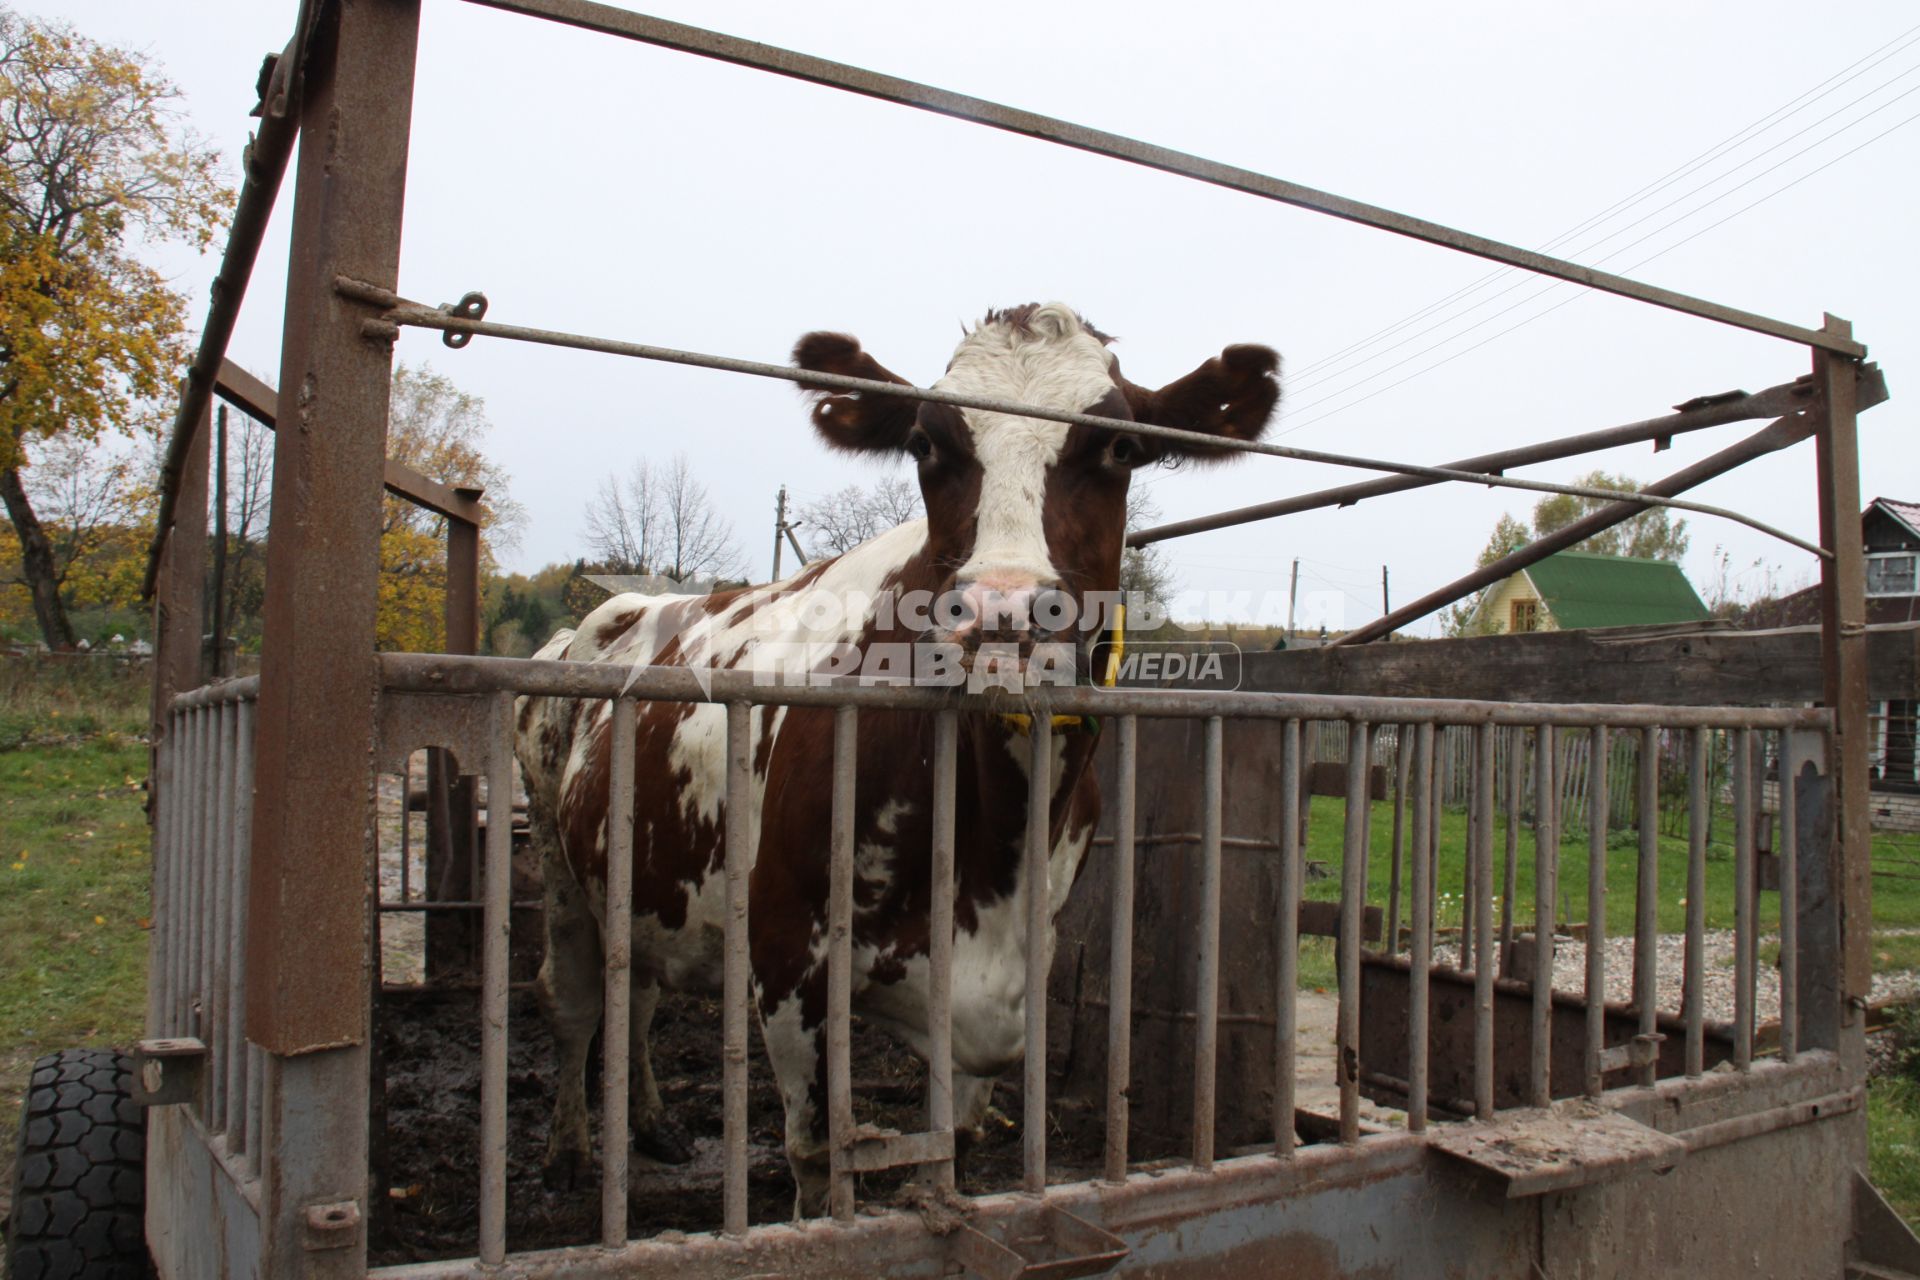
left=794, top=475, right=922, bottom=559
left=0, top=10, right=229, bottom=649
left=581, top=453, right=744, bottom=584
left=1120, top=486, right=1175, bottom=618
left=377, top=362, right=524, bottom=651
left=0, top=433, right=154, bottom=640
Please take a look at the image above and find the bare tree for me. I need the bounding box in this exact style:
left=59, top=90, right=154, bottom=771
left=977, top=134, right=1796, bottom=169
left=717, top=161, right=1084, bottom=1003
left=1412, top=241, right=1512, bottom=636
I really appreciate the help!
left=794, top=475, right=922, bottom=558
left=583, top=452, right=745, bottom=583
left=1120, top=486, right=1175, bottom=614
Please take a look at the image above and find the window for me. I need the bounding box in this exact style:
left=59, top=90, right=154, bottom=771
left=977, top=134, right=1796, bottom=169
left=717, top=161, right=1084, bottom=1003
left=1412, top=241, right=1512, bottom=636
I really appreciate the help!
left=1868, top=552, right=1917, bottom=598
left=1510, top=599, right=1540, bottom=632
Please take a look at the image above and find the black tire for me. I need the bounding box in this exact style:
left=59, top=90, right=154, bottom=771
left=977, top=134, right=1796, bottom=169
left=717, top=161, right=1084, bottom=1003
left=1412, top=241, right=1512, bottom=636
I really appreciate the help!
left=5, top=1049, right=149, bottom=1280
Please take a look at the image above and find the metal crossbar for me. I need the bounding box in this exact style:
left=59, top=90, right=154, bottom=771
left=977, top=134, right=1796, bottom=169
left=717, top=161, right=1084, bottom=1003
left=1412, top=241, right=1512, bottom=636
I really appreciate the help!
left=336, top=279, right=1831, bottom=559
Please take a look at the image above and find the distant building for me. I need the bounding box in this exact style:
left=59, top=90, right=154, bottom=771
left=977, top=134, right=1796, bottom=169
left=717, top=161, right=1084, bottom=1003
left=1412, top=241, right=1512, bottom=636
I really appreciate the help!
left=1744, top=497, right=1919, bottom=796
left=1467, top=549, right=1712, bottom=635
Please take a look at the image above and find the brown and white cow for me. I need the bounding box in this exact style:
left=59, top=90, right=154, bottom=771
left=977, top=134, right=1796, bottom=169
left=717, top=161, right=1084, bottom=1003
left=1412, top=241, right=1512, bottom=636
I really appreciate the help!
left=515, top=303, right=1278, bottom=1214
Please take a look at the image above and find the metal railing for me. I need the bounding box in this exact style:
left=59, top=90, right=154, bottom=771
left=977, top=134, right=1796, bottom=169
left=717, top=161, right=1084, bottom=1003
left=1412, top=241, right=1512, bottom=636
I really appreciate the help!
left=373, top=651, right=1831, bottom=1264
left=154, top=677, right=264, bottom=1181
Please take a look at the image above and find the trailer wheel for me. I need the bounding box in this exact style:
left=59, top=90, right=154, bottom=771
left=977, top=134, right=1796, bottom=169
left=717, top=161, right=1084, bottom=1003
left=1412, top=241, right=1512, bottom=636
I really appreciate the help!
left=5, top=1049, right=149, bottom=1280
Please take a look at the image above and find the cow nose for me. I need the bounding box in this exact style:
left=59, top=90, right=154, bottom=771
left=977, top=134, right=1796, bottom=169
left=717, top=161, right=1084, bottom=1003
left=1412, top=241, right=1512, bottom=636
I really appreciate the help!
left=950, top=574, right=1060, bottom=646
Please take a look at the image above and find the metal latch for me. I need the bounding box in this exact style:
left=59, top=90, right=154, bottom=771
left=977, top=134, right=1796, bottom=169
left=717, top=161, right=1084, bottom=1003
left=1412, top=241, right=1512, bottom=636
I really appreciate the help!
left=132, top=1038, right=206, bottom=1107
left=949, top=1205, right=1128, bottom=1280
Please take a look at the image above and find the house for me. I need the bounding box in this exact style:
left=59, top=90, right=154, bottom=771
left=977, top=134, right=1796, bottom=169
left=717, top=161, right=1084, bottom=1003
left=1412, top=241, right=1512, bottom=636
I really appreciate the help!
left=1744, top=497, right=1920, bottom=795
left=1468, top=549, right=1712, bottom=635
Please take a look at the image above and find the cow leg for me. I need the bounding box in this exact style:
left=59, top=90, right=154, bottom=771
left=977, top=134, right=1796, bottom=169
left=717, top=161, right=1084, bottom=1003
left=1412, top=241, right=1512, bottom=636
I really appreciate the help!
left=626, top=976, right=692, bottom=1164
left=534, top=801, right=603, bottom=1190
left=758, top=976, right=832, bottom=1218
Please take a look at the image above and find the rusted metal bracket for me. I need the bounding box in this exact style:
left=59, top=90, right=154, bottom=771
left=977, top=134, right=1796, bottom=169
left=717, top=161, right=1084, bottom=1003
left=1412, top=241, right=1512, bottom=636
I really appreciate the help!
left=133, top=1038, right=207, bottom=1107
left=841, top=1124, right=954, bottom=1173
left=301, top=1199, right=361, bottom=1252
left=1426, top=1100, right=1686, bottom=1198
left=377, top=690, right=497, bottom=778
left=948, top=1205, right=1128, bottom=1280
left=439, top=291, right=487, bottom=349
left=1597, top=1032, right=1665, bottom=1075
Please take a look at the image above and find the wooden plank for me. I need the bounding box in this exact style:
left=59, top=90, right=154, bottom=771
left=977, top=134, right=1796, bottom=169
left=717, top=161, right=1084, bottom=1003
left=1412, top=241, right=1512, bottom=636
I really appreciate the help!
left=1240, top=622, right=1919, bottom=707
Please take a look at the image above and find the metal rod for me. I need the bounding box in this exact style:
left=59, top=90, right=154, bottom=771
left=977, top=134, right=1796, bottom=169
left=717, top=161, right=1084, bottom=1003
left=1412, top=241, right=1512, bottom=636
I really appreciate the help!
left=479, top=693, right=514, bottom=1265
left=400, top=749, right=413, bottom=906
left=1733, top=727, right=1755, bottom=1072
left=189, top=707, right=208, bottom=1051
left=1386, top=727, right=1410, bottom=953
left=1585, top=725, right=1609, bottom=1099
left=226, top=700, right=254, bottom=1157
left=827, top=705, right=858, bottom=1222
left=1531, top=725, right=1557, bottom=1107
left=1024, top=713, right=1054, bottom=1194
left=158, top=714, right=178, bottom=1036
left=1105, top=715, right=1136, bottom=1181
left=1685, top=728, right=1709, bottom=1078
left=210, top=703, right=235, bottom=1130
left=1129, top=378, right=1812, bottom=545
left=141, top=33, right=304, bottom=600
left=1635, top=725, right=1661, bottom=1087
left=1460, top=751, right=1477, bottom=974
left=378, top=652, right=1831, bottom=731
left=1274, top=718, right=1302, bottom=1156
left=1340, top=413, right=1828, bottom=646
left=722, top=701, right=753, bottom=1233
left=1472, top=722, right=1497, bottom=1119
left=602, top=699, right=636, bottom=1247
left=459, top=0, right=1867, bottom=356
left=930, top=710, right=958, bottom=1190
left=1779, top=730, right=1800, bottom=1063
left=364, top=290, right=1825, bottom=559
left=1502, top=727, right=1521, bottom=966
left=1408, top=723, right=1435, bottom=1133
left=1338, top=721, right=1371, bottom=1145
left=1193, top=717, right=1224, bottom=1171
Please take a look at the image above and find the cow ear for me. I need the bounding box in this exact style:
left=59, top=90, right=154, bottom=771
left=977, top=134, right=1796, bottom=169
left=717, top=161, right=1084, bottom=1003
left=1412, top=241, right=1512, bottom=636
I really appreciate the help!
left=793, top=331, right=919, bottom=455
left=1118, top=344, right=1280, bottom=463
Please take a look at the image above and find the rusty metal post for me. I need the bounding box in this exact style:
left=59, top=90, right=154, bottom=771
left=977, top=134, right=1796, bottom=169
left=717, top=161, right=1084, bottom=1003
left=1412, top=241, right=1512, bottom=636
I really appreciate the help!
left=1386, top=727, right=1410, bottom=951
left=479, top=693, right=514, bottom=1265
left=1337, top=721, right=1371, bottom=1144
left=722, top=701, right=753, bottom=1234
left=1407, top=722, right=1435, bottom=1133
left=1733, top=727, right=1755, bottom=1071
left=1471, top=721, right=1495, bottom=1118
left=149, top=392, right=209, bottom=780
left=243, top=1, right=421, bottom=1273
left=602, top=698, right=635, bottom=1247
left=1104, top=715, right=1136, bottom=1181
left=1530, top=725, right=1557, bottom=1107
left=427, top=510, right=482, bottom=977
left=1634, top=725, right=1661, bottom=1086
left=1584, top=725, right=1609, bottom=1099
left=1501, top=727, right=1521, bottom=968
left=827, top=706, right=858, bottom=1221
left=1192, top=717, right=1224, bottom=1171
left=930, top=710, right=959, bottom=1190
left=1024, top=713, right=1054, bottom=1193
left=1685, top=728, right=1709, bottom=1078
left=1273, top=718, right=1302, bottom=1156
left=1812, top=316, right=1871, bottom=1101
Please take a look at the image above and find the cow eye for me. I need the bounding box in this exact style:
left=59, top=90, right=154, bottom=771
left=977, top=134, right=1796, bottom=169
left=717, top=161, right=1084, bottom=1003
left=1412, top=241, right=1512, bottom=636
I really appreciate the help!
left=1106, top=434, right=1145, bottom=468
left=905, top=428, right=934, bottom=463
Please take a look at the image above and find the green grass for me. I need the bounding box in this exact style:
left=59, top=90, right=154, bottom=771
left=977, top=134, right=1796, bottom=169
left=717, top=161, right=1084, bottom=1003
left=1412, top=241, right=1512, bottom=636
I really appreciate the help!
left=0, top=657, right=148, bottom=751
left=0, top=733, right=152, bottom=1223
left=1296, top=792, right=1920, bottom=948
left=1870, top=1079, right=1920, bottom=1228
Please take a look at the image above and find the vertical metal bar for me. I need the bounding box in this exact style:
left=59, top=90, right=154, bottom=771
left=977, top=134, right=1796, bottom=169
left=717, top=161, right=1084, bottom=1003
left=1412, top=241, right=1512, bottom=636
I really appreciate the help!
left=1733, top=727, right=1755, bottom=1071
left=1684, top=727, right=1709, bottom=1078
left=1024, top=713, right=1054, bottom=1194
left=1531, top=724, right=1557, bottom=1107
left=399, top=750, right=413, bottom=906
left=1193, top=717, right=1224, bottom=1171
left=1634, top=726, right=1661, bottom=1086
left=601, top=699, right=636, bottom=1247
left=1502, top=726, right=1522, bottom=966
left=157, top=713, right=178, bottom=1037
left=1779, top=729, right=1801, bottom=1063
left=1387, top=727, right=1410, bottom=952
left=1338, top=721, right=1371, bottom=1145
left=1274, top=719, right=1302, bottom=1156
left=1104, top=715, right=1136, bottom=1181
left=1460, top=741, right=1476, bottom=974
left=210, top=703, right=235, bottom=1131
left=1472, top=721, right=1496, bottom=1119
left=1429, top=728, right=1445, bottom=941
left=478, top=693, right=514, bottom=1265
left=227, top=700, right=254, bottom=1157
left=1408, top=722, right=1435, bottom=1133
left=1585, top=725, right=1610, bottom=1099
left=722, top=701, right=753, bottom=1234
left=189, top=707, right=208, bottom=1049
left=828, top=705, right=858, bottom=1222
left=930, top=710, right=959, bottom=1190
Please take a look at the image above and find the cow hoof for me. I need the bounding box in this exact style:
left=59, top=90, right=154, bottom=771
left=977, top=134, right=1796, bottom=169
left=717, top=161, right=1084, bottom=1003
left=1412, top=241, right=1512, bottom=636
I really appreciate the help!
left=635, top=1118, right=694, bottom=1166
left=542, top=1146, right=590, bottom=1191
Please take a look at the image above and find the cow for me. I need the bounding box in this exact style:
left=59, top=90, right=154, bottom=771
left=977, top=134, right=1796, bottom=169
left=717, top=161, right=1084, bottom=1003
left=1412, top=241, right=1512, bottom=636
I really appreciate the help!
left=515, top=302, right=1279, bottom=1215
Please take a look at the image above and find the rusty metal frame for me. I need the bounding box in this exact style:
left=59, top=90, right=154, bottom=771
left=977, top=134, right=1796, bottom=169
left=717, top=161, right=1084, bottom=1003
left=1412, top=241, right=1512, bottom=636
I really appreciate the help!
left=135, top=0, right=1888, bottom=1274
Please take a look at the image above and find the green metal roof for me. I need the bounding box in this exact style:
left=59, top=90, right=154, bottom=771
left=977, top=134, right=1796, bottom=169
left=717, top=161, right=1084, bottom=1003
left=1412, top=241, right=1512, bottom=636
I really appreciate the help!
left=1524, top=550, right=1712, bottom=630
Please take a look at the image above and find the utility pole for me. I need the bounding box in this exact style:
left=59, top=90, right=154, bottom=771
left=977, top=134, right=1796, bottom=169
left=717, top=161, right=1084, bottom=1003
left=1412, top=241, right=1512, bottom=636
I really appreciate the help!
left=771, top=485, right=788, bottom=581
left=1287, top=557, right=1300, bottom=645
left=1381, top=565, right=1390, bottom=617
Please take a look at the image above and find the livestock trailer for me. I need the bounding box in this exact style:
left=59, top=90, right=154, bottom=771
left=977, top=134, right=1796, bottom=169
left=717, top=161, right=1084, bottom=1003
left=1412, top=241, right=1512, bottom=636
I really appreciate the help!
left=7, top=0, right=1918, bottom=1276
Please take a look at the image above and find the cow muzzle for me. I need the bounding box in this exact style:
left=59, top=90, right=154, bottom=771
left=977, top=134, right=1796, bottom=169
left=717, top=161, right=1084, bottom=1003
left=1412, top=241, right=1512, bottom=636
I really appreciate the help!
left=942, top=574, right=1073, bottom=663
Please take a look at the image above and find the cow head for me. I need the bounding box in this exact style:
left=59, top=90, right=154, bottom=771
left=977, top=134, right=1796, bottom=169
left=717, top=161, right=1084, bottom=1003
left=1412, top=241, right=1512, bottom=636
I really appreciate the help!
left=794, top=303, right=1279, bottom=669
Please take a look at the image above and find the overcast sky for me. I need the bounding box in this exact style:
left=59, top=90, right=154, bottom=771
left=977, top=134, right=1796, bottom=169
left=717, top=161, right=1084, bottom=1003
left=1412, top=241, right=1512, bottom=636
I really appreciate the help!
left=45, top=0, right=1920, bottom=633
